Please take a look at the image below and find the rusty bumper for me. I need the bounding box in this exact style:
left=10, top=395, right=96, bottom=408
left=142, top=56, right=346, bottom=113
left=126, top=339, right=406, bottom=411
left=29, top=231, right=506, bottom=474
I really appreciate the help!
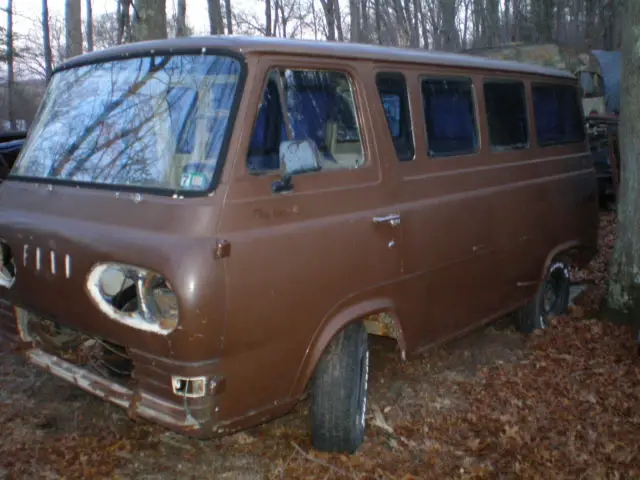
left=24, top=348, right=204, bottom=432
left=0, top=300, right=223, bottom=438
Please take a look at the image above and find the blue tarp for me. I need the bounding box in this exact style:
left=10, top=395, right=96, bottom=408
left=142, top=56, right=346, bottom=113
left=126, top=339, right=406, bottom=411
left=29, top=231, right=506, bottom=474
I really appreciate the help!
left=592, top=49, right=621, bottom=114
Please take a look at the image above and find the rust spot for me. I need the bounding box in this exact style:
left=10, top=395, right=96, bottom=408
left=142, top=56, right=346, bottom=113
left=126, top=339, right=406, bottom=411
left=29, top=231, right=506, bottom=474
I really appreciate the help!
left=363, top=312, right=399, bottom=339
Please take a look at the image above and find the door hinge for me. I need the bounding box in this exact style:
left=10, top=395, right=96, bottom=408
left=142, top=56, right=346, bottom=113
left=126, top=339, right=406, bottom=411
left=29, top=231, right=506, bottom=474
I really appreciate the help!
left=214, top=239, right=231, bottom=260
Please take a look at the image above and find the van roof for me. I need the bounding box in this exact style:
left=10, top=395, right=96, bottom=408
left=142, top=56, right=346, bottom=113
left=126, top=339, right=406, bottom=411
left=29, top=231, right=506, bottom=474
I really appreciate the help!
left=56, top=35, right=576, bottom=80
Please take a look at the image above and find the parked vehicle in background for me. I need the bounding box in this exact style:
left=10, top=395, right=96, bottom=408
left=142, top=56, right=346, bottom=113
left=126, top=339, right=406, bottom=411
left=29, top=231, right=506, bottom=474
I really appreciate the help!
left=463, top=43, right=607, bottom=116
left=0, top=130, right=27, bottom=181
left=0, top=36, right=598, bottom=454
left=464, top=42, right=619, bottom=208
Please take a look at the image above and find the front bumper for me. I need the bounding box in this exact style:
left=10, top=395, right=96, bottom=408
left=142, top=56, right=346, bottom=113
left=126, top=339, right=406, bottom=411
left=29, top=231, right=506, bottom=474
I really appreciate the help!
left=0, top=300, right=223, bottom=438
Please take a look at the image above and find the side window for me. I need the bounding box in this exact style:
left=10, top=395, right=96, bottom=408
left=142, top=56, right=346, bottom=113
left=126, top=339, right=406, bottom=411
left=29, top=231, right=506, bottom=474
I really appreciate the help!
left=375, top=72, right=414, bottom=161
left=246, top=68, right=365, bottom=174
left=532, top=83, right=585, bottom=146
left=421, top=77, right=478, bottom=157
left=483, top=80, right=528, bottom=150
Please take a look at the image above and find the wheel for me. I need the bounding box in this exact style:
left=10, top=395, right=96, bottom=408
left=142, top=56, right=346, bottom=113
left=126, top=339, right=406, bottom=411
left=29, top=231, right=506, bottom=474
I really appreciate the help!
left=310, top=321, right=369, bottom=454
left=515, top=260, right=571, bottom=333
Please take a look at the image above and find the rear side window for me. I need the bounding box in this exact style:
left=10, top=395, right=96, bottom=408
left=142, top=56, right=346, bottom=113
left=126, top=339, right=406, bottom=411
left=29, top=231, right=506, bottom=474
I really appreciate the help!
left=246, top=68, right=365, bottom=174
left=484, top=80, right=528, bottom=150
left=375, top=72, right=414, bottom=161
left=532, top=84, right=585, bottom=146
left=421, top=77, right=478, bottom=157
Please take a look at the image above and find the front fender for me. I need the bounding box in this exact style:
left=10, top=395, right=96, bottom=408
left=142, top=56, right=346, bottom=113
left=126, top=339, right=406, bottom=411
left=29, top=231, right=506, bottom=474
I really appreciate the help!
left=288, top=297, right=406, bottom=398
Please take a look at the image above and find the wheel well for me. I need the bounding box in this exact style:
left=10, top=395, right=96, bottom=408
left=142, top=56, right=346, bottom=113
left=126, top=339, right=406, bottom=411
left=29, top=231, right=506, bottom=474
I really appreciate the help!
left=541, top=243, right=583, bottom=281
left=290, top=304, right=406, bottom=399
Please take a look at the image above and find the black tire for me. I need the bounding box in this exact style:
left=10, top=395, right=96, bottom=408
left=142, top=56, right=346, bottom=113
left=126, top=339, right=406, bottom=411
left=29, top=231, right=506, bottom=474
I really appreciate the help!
left=310, top=321, right=369, bottom=454
left=515, top=260, right=570, bottom=334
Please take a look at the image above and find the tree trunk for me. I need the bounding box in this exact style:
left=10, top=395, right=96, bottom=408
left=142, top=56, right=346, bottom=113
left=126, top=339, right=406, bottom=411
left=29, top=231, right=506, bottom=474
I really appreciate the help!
left=417, top=0, right=429, bottom=48
left=374, top=0, right=381, bottom=44
left=320, top=0, right=336, bottom=40
left=117, top=0, right=131, bottom=44
left=207, top=0, right=224, bottom=35
left=279, top=0, right=287, bottom=37
left=265, top=0, right=272, bottom=36
left=85, top=0, right=93, bottom=51
left=134, top=0, right=167, bottom=40
left=6, top=0, right=14, bottom=129
left=42, top=0, right=53, bottom=81
left=472, top=0, right=483, bottom=46
left=606, top=0, right=640, bottom=328
left=360, top=0, right=369, bottom=42
left=65, top=0, right=83, bottom=58
left=486, top=0, right=500, bottom=46
left=439, top=0, right=460, bottom=51
left=504, top=0, right=510, bottom=41
left=349, top=0, right=360, bottom=42
left=412, top=0, right=420, bottom=47
left=224, top=0, right=233, bottom=34
left=176, top=0, right=187, bottom=36
left=334, top=0, right=345, bottom=41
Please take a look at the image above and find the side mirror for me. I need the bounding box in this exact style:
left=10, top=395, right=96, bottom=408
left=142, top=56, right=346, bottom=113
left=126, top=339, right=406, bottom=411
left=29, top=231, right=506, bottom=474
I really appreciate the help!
left=271, top=139, right=322, bottom=194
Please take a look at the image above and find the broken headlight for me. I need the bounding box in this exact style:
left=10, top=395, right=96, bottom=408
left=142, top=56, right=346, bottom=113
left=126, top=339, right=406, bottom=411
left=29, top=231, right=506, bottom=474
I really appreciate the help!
left=86, top=263, right=179, bottom=335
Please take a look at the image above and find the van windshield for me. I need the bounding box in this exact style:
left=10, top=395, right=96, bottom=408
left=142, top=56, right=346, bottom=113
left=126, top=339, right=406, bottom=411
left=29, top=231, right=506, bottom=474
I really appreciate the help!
left=11, top=54, right=242, bottom=194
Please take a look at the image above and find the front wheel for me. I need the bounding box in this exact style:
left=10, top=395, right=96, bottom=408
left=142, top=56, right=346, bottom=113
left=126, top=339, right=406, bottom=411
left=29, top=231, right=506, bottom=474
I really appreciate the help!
left=515, top=260, right=571, bottom=333
left=309, top=322, right=369, bottom=453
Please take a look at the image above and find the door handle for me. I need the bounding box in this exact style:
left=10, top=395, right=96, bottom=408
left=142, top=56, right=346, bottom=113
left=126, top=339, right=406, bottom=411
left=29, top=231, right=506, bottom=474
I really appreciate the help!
left=472, top=244, right=488, bottom=253
left=373, top=213, right=401, bottom=227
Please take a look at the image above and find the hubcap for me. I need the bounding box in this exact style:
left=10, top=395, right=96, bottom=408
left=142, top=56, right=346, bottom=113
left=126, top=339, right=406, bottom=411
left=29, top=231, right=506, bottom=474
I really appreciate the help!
left=358, top=348, right=369, bottom=430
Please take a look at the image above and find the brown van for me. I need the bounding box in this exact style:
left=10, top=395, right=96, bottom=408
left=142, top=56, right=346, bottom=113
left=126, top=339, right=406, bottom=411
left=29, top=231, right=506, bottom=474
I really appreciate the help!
left=0, top=36, right=598, bottom=453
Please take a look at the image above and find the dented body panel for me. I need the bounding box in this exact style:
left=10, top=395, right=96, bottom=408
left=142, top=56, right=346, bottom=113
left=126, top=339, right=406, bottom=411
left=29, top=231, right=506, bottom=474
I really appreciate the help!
left=0, top=36, right=598, bottom=438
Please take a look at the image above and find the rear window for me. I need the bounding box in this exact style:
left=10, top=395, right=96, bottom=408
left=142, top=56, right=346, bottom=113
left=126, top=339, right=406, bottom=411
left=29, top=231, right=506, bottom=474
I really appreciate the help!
left=532, top=84, right=585, bottom=146
left=484, top=80, right=528, bottom=150
left=421, top=77, right=478, bottom=157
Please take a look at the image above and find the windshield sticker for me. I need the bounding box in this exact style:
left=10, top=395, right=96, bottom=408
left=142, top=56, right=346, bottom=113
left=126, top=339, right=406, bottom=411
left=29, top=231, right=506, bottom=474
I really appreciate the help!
left=180, top=172, right=207, bottom=189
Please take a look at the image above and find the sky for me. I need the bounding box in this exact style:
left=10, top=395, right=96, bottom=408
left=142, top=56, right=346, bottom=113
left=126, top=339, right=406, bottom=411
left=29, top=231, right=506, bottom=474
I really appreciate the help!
left=4, top=0, right=255, bottom=38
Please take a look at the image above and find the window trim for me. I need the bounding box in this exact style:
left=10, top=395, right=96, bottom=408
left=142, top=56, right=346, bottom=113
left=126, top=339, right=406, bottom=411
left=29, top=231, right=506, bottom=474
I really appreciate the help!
left=419, top=74, right=480, bottom=159
left=375, top=71, right=415, bottom=162
left=245, top=66, right=368, bottom=176
left=482, top=77, right=530, bottom=152
left=531, top=81, right=586, bottom=148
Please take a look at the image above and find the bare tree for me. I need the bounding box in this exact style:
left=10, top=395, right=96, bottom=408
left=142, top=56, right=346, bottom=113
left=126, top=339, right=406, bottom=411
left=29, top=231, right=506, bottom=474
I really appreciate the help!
left=85, top=0, right=94, bottom=51
left=5, top=0, right=14, bottom=129
left=225, top=0, right=233, bottom=34
left=176, top=0, right=187, bottom=36
left=16, top=15, right=66, bottom=79
left=349, top=0, right=360, bottom=41
left=439, top=0, right=460, bottom=51
left=208, top=0, right=225, bottom=34
left=606, top=0, right=640, bottom=327
left=42, top=0, right=53, bottom=80
left=265, top=0, right=272, bottom=35
left=94, top=13, right=120, bottom=49
left=133, top=0, right=167, bottom=40
left=117, top=0, right=132, bottom=44
left=65, top=0, right=83, bottom=58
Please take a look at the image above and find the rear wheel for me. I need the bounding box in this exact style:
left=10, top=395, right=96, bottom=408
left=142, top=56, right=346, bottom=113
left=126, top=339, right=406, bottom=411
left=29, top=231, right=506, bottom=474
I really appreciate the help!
left=310, top=322, right=369, bottom=453
left=515, top=261, right=570, bottom=333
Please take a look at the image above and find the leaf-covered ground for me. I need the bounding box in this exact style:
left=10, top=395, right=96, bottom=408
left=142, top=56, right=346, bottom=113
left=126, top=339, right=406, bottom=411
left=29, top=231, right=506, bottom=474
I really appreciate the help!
left=1, top=211, right=639, bottom=479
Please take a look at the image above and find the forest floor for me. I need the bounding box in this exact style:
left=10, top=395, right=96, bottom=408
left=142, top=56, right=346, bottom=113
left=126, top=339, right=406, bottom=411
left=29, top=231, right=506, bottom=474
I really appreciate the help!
left=1, top=211, right=639, bottom=479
